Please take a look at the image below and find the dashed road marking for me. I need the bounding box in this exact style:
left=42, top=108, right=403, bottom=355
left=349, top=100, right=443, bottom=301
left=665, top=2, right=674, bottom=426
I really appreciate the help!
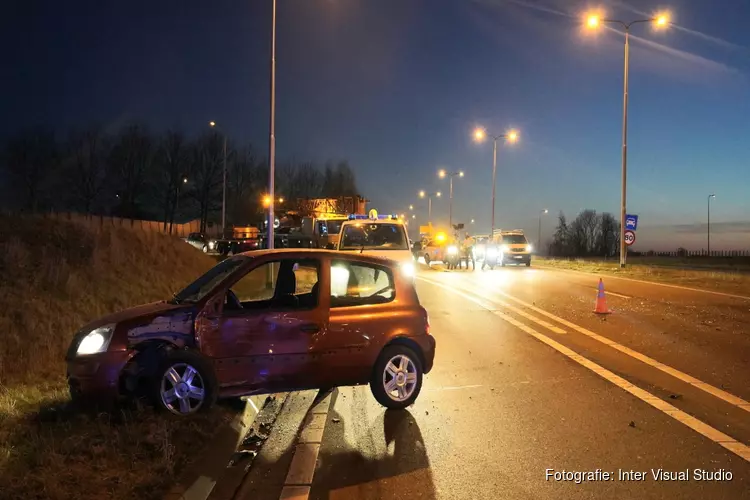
left=420, top=278, right=750, bottom=463
left=537, top=265, right=750, bottom=301
left=466, top=279, right=750, bottom=414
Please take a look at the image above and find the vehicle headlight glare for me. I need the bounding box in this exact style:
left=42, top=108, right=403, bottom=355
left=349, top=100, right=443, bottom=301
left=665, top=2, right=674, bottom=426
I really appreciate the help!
left=401, top=262, right=415, bottom=278
left=526, top=244, right=532, bottom=252
left=77, top=325, right=114, bottom=355
left=502, top=245, right=510, bottom=252
left=486, top=248, right=498, bottom=259
left=447, top=245, right=458, bottom=255
left=208, top=240, right=215, bottom=249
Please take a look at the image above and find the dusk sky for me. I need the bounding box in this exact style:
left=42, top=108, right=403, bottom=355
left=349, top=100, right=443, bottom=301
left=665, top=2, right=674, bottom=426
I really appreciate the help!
left=4, top=0, right=750, bottom=250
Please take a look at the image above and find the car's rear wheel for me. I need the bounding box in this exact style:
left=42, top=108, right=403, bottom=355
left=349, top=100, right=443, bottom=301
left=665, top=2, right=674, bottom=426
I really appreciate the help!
left=151, top=350, right=217, bottom=417
left=370, top=345, right=423, bottom=410
left=526, top=261, right=531, bottom=267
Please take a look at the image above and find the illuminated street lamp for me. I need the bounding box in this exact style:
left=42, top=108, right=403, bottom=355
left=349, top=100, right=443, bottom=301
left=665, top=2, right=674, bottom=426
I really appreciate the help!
left=473, top=128, right=519, bottom=239
left=418, top=190, right=442, bottom=224
left=538, top=209, right=549, bottom=252
left=708, top=194, right=716, bottom=255
left=209, top=121, right=229, bottom=235
left=584, top=10, right=671, bottom=266
left=438, top=169, right=464, bottom=230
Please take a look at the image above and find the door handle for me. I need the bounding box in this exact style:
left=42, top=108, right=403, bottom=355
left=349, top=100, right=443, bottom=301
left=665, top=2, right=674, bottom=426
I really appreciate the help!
left=300, top=323, right=321, bottom=334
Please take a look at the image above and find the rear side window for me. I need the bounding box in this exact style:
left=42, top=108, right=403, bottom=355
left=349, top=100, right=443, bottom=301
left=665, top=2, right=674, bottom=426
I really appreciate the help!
left=330, top=260, right=395, bottom=307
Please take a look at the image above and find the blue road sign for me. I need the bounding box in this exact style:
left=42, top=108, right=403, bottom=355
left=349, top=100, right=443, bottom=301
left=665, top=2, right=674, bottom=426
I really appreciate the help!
left=625, top=214, right=639, bottom=231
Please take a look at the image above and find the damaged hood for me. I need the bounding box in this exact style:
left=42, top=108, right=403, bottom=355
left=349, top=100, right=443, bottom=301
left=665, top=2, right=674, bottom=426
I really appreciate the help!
left=78, top=301, right=193, bottom=333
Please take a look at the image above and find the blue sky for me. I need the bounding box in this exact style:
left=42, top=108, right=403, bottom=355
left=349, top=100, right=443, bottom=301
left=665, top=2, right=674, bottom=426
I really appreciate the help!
left=3, top=0, right=750, bottom=250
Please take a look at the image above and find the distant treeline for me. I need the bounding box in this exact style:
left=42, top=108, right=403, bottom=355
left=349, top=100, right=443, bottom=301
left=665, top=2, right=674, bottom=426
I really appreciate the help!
left=548, top=210, right=620, bottom=257
left=0, top=125, right=360, bottom=232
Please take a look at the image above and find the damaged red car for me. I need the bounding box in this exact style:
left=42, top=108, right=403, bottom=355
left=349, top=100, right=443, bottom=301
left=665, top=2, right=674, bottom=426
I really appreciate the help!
left=66, top=249, right=435, bottom=416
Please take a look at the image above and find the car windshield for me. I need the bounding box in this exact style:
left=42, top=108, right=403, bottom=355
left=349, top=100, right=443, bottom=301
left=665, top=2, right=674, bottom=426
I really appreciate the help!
left=171, top=257, right=247, bottom=304
left=340, top=223, right=408, bottom=250
left=502, top=234, right=527, bottom=244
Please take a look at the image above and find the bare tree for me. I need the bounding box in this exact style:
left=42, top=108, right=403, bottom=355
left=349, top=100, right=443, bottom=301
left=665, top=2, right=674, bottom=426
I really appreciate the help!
left=228, top=146, right=264, bottom=225
left=189, top=132, right=224, bottom=233
left=154, top=131, right=190, bottom=231
left=569, top=209, right=598, bottom=256
left=550, top=212, right=570, bottom=256
left=63, top=127, right=108, bottom=213
left=2, top=127, right=58, bottom=211
left=596, top=212, right=619, bottom=257
left=109, top=124, right=154, bottom=218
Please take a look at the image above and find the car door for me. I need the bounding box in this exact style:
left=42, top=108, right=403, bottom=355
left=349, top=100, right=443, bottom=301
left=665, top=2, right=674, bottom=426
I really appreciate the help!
left=198, top=256, right=327, bottom=394
left=313, top=257, right=398, bottom=387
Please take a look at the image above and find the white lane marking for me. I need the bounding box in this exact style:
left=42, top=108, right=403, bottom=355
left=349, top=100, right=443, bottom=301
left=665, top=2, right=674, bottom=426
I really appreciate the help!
left=460, top=279, right=750, bottom=414
left=537, top=265, right=750, bottom=301
left=421, top=279, right=750, bottom=463
left=279, top=392, right=335, bottom=500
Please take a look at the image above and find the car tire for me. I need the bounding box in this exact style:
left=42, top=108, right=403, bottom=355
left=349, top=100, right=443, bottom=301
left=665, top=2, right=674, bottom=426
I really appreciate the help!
left=526, top=261, right=531, bottom=267
left=370, top=345, right=423, bottom=410
left=151, top=349, right=218, bottom=417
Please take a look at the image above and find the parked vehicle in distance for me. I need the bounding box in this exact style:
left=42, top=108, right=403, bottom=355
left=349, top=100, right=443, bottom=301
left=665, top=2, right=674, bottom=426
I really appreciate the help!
left=497, top=229, right=533, bottom=267
left=185, top=232, right=210, bottom=252
left=66, top=249, right=435, bottom=416
left=336, top=210, right=415, bottom=279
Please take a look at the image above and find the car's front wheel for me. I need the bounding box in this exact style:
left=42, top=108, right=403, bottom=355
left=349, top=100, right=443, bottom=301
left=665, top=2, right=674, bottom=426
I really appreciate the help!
left=151, top=350, right=218, bottom=417
left=370, top=345, right=423, bottom=410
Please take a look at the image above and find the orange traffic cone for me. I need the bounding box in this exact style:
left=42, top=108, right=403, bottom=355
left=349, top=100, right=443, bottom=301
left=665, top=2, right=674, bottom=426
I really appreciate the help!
left=594, top=278, right=611, bottom=314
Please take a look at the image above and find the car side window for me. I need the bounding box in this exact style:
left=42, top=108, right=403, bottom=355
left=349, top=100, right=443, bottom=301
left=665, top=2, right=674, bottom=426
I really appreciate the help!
left=229, top=258, right=320, bottom=310
left=330, top=260, right=395, bottom=308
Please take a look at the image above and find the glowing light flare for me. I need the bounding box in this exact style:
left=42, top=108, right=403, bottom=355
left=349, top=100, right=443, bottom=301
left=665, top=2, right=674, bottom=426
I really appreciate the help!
left=438, top=169, right=447, bottom=179
left=507, top=130, right=519, bottom=143
left=473, top=128, right=487, bottom=142
left=655, top=12, right=670, bottom=27
left=586, top=14, right=600, bottom=28
left=419, top=190, right=426, bottom=198
left=209, top=121, right=216, bottom=127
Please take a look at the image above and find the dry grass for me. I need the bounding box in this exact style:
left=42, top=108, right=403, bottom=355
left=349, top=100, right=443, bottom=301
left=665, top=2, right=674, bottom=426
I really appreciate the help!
left=536, top=257, right=750, bottom=296
left=0, top=214, right=235, bottom=499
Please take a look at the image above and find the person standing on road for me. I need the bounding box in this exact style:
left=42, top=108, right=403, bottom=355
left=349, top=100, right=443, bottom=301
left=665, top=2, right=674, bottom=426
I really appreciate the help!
left=461, top=232, right=475, bottom=271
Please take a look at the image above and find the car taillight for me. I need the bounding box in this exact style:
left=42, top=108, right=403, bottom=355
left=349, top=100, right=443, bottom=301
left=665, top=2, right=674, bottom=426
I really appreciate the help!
left=420, top=306, right=430, bottom=335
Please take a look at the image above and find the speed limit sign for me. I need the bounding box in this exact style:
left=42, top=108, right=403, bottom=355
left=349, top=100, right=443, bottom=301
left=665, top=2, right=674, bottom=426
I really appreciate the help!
left=624, top=230, right=636, bottom=246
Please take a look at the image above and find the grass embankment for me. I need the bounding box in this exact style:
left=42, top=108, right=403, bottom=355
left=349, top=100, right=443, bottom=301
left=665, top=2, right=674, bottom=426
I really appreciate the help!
left=535, top=257, right=750, bottom=296
left=0, top=214, right=234, bottom=499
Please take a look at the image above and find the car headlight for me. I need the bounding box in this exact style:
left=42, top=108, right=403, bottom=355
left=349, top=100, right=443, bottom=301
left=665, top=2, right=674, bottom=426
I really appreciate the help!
left=447, top=245, right=458, bottom=255
left=400, top=262, right=415, bottom=278
left=77, top=324, right=115, bottom=355
left=502, top=245, right=510, bottom=252
left=486, top=248, right=499, bottom=259
left=526, top=244, right=532, bottom=252
left=208, top=240, right=216, bottom=249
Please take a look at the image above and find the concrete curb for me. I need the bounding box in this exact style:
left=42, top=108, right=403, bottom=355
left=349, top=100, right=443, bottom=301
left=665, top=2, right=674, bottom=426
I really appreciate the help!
left=163, top=394, right=283, bottom=500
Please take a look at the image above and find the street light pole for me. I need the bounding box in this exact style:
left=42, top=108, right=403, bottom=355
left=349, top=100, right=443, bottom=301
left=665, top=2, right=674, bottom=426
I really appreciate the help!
left=585, top=13, right=669, bottom=267
left=708, top=194, right=715, bottom=255
left=418, top=190, right=441, bottom=227
left=267, top=0, right=277, bottom=249
left=491, top=137, right=498, bottom=240
left=619, top=27, right=630, bottom=268
left=473, top=128, right=518, bottom=242
left=222, top=135, right=227, bottom=235
left=439, top=169, right=464, bottom=233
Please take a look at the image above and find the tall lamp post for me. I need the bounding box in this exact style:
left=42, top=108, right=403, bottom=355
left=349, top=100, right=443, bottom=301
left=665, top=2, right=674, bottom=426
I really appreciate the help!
left=438, top=169, right=464, bottom=231
left=208, top=121, right=228, bottom=236
left=538, top=208, right=549, bottom=252
left=418, top=190, right=441, bottom=226
left=585, top=11, right=670, bottom=267
left=266, top=0, right=278, bottom=249
left=708, top=194, right=715, bottom=255
left=473, top=128, right=519, bottom=241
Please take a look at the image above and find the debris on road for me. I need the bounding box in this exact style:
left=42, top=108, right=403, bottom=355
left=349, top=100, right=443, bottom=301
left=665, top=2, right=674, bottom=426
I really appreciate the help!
left=629, top=421, right=636, bottom=428
left=332, top=417, right=341, bottom=423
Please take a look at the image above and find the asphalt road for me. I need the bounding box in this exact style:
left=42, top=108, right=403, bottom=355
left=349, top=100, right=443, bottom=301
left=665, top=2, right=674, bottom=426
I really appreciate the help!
left=302, top=264, right=750, bottom=499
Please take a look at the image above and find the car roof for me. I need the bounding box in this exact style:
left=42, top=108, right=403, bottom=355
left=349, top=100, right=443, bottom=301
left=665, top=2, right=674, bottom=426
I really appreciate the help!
left=235, top=248, right=403, bottom=268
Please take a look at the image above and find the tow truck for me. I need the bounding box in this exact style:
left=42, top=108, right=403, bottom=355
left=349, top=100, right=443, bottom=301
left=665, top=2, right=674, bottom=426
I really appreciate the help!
left=301, top=213, right=349, bottom=249
left=335, top=209, right=415, bottom=278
